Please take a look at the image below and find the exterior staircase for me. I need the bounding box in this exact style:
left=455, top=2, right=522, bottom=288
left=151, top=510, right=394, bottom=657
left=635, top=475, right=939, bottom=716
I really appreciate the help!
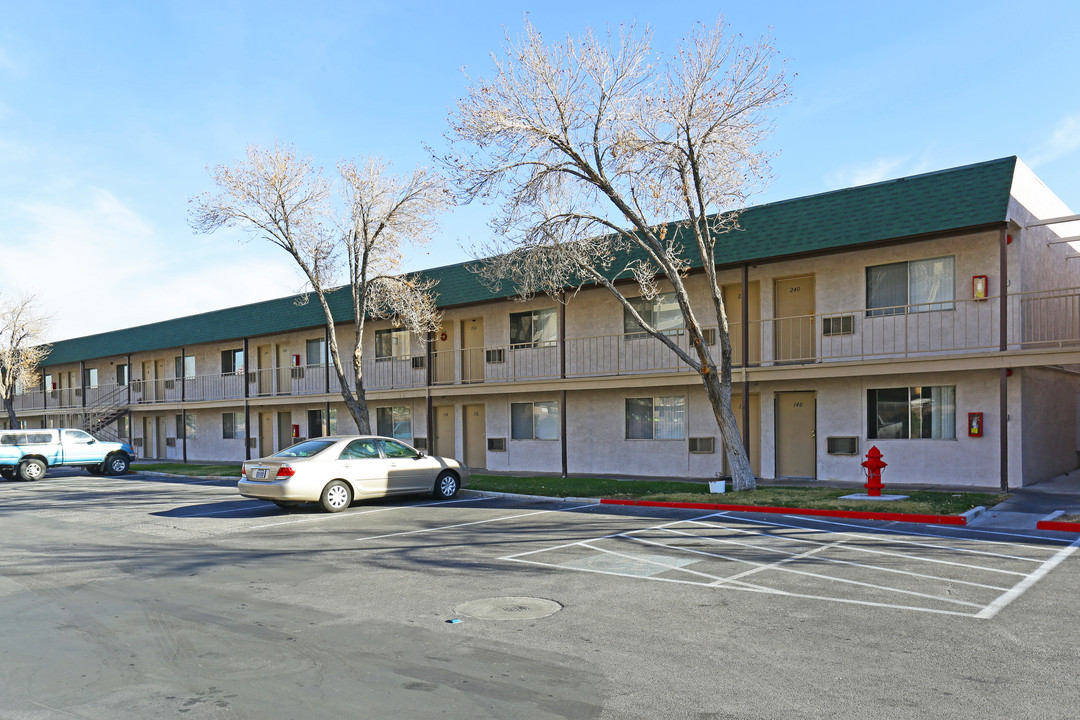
left=80, top=386, right=129, bottom=443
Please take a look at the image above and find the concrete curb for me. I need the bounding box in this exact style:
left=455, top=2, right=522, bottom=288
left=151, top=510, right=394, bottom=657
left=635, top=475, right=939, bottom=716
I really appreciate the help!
left=599, top=498, right=970, bottom=525
left=133, top=471, right=239, bottom=482
left=465, top=490, right=600, bottom=504
left=467, top=491, right=972, bottom=526
left=1036, top=510, right=1080, bottom=533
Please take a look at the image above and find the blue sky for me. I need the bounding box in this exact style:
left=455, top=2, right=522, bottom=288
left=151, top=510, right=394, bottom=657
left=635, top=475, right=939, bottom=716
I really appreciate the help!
left=2, top=0, right=1078, bottom=341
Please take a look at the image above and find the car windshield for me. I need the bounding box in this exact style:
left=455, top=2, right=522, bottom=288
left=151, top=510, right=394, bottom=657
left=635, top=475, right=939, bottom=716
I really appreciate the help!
left=272, top=440, right=336, bottom=458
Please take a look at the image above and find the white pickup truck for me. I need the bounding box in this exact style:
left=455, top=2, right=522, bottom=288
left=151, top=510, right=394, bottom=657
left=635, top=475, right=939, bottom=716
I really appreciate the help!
left=0, top=428, right=134, bottom=481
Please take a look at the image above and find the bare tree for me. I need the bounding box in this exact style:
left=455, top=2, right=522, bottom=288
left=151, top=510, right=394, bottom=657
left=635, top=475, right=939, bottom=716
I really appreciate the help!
left=0, top=292, right=52, bottom=428
left=190, top=145, right=448, bottom=433
left=440, top=18, right=790, bottom=490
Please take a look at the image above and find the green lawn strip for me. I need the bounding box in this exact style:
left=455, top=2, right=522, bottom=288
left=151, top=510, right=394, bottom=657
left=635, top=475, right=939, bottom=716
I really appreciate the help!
left=1058, top=514, right=1080, bottom=523
left=132, top=463, right=241, bottom=478
left=469, top=474, right=1006, bottom=516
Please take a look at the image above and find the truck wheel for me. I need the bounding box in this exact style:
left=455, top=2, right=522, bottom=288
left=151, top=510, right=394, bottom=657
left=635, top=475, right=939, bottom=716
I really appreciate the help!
left=18, top=458, right=47, bottom=481
left=105, top=453, right=131, bottom=476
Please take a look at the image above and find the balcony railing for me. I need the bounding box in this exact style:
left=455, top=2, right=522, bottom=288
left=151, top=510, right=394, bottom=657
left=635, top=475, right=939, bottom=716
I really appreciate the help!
left=13, top=287, right=1080, bottom=411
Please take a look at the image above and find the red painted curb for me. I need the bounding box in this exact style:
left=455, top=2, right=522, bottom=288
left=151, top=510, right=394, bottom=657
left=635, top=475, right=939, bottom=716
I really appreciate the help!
left=1036, top=520, right=1080, bottom=533
left=600, top=498, right=968, bottom=525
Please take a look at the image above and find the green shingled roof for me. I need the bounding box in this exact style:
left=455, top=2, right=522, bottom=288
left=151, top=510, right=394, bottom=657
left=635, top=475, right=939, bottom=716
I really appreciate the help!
left=43, top=156, right=1017, bottom=366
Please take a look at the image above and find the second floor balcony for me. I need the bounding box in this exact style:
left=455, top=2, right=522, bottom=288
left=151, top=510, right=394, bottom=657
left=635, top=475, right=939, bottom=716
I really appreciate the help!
left=14, top=286, right=1080, bottom=412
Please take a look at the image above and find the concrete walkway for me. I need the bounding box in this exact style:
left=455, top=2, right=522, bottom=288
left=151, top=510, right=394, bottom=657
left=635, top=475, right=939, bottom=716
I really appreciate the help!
left=968, top=469, right=1080, bottom=530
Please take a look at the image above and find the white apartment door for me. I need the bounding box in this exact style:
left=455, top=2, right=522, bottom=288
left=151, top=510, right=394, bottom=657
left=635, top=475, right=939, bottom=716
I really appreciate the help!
left=775, top=392, right=816, bottom=479
left=774, top=276, right=815, bottom=363
left=463, top=404, right=486, bottom=469
left=461, top=318, right=484, bottom=383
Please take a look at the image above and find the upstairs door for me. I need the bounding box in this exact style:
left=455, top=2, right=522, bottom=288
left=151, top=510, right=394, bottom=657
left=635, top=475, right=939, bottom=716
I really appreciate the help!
left=257, top=345, right=272, bottom=395
left=461, top=318, right=484, bottom=383
left=277, top=345, right=293, bottom=395
left=721, top=281, right=761, bottom=366
left=774, top=276, right=815, bottom=363
left=433, top=323, right=454, bottom=384
left=142, top=362, right=154, bottom=402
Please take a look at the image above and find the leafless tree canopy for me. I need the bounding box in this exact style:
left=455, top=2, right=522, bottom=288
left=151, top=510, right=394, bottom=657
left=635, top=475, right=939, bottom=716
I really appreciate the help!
left=441, top=18, right=790, bottom=489
left=0, top=292, right=52, bottom=427
left=190, top=145, right=449, bottom=433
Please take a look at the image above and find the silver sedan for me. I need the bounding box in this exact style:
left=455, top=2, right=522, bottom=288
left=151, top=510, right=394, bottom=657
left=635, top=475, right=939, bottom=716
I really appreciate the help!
left=238, top=436, right=470, bottom=512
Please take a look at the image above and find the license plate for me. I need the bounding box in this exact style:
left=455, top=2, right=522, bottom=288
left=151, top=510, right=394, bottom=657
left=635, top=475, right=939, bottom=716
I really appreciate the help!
left=254, top=468, right=268, bottom=480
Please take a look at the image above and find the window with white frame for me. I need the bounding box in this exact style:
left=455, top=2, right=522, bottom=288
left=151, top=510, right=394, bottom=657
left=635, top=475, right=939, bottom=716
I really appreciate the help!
left=866, top=256, right=955, bottom=316
left=624, top=292, right=683, bottom=336
left=625, top=396, right=686, bottom=439
left=174, top=355, right=195, bottom=379
left=868, top=386, right=956, bottom=439
left=221, top=349, right=244, bottom=374
left=376, top=406, right=412, bottom=441
left=82, top=368, right=99, bottom=388
left=222, top=412, right=245, bottom=439
left=509, top=308, right=557, bottom=348
left=307, top=408, right=337, bottom=438
left=510, top=401, right=559, bottom=440
left=306, top=338, right=326, bottom=366
left=375, top=328, right=409, bottom=360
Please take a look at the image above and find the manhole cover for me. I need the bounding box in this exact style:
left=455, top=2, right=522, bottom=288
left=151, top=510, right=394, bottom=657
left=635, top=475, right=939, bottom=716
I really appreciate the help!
left=455, top=597, right=563, bottom=620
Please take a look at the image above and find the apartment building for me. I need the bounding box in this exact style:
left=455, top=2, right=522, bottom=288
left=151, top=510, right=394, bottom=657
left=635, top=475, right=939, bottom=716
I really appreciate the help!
left=9, top=156, right=1080, bottom=489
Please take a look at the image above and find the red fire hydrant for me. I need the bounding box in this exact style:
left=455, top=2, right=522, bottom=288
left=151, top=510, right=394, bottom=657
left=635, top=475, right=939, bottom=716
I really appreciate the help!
left=862, top=446, right=887, bottom=497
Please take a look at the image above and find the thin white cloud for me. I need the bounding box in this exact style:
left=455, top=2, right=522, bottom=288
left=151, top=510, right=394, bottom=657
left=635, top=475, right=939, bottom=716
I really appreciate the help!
left=5, top=188, right=304, bottom=342
left=823, top=155, right=936, bottom=190
left=0, top=46, right=21, bottom=76
left=1028, top=114, right=1080, bottom=167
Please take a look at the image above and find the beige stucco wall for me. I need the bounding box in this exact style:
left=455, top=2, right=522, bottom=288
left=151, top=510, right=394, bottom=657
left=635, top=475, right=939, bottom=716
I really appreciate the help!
left=1020, top=366, right=1080, bottom=483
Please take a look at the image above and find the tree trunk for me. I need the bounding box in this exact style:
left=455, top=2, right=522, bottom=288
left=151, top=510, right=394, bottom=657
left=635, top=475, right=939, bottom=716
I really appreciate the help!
left=3, top=394, right=16, bottom=429
left=701, top=368, right=756, bottom=491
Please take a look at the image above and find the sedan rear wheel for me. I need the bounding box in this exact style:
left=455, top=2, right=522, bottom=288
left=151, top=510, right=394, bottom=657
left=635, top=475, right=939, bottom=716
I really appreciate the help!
left=433, top=471, right=459, bottom=499
left=320, top=480, right=352, bottom=513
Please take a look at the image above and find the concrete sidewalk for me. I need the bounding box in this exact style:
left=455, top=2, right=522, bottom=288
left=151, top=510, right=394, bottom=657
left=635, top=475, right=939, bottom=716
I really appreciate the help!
left=967, top=469, right=1080, bottom=530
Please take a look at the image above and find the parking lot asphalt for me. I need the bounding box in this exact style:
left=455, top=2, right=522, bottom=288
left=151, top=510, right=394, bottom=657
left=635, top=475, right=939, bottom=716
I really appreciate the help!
left=2, top=470, right=1079, bottom=720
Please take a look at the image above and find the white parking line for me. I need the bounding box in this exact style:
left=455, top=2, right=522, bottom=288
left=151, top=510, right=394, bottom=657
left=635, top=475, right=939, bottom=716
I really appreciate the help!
left=501, top=511, right=1076, bottom=619
left=975, top=536, right=1080, bottom=619
left=660, top=525, right=1010, bottom=591
left=748, top=514, right=1056, bottom=562
left=245, top=495, right=497, bottom=530
left=354, top=504, right=599, bottom=542
left=675, top=519, right=1027, bottom=578
left=783, top=513, right=1078, bottom=547
left=621, top=531, right=986, bottom=609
